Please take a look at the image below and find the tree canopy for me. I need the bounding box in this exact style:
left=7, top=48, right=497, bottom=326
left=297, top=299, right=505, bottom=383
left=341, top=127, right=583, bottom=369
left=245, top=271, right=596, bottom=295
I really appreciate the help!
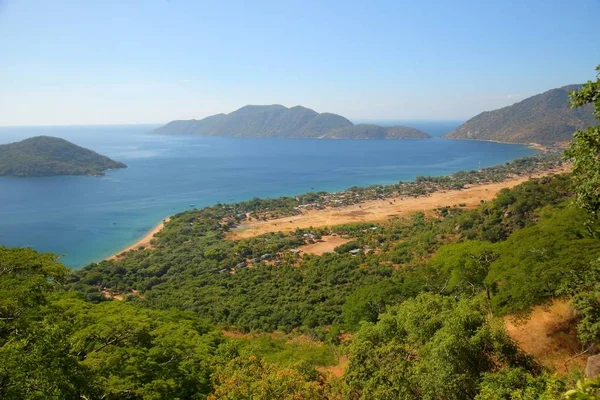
left=565, top=65, right=600, bottom=221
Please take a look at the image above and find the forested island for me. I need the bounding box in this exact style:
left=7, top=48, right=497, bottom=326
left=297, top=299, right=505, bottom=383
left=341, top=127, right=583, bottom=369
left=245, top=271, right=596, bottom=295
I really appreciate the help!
left=152, top=104, right=431, bottom=139
left=0, top=136, right=126, bottom=177
left=1, top=69, right=600, bottom=399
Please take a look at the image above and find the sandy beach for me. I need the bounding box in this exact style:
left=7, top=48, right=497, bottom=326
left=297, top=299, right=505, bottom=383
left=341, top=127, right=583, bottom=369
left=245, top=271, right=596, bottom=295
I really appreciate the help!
left=107, top=217, right=170, bottom=260
left=105, top=165, right=568, bottom=256
left=229, top=166, right=570, bottom=239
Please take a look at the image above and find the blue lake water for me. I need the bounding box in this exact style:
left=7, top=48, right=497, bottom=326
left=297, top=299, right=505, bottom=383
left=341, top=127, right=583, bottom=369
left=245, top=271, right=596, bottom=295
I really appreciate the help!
left=0, top=125, right=535, bottom=268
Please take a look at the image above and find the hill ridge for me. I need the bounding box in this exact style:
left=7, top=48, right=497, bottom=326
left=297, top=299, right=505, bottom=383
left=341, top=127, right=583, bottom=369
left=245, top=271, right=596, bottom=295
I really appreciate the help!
left=445, top=84, right=597, bottom=144
left=152, top=104, right=431, bottom=139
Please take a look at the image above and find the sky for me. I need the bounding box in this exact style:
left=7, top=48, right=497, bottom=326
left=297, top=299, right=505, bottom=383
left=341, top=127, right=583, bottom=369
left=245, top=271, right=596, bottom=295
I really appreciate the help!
left=0, top=0, right=599, bottom=126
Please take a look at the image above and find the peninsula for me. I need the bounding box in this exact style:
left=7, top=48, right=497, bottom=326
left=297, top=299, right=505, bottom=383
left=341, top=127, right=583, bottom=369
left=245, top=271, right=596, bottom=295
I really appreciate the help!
left=152, top=104, right=431, bottom=139
left=0, top=136, right=127, bottom=177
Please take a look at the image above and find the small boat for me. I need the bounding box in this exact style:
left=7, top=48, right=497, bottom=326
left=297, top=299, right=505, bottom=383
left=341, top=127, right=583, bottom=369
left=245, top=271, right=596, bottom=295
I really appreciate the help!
left=189, top=204, right=195, bottom=207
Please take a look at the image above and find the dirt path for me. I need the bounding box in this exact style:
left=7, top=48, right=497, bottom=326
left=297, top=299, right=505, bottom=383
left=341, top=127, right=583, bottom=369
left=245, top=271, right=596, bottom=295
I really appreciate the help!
left=229, top=167, right=569, bottom=239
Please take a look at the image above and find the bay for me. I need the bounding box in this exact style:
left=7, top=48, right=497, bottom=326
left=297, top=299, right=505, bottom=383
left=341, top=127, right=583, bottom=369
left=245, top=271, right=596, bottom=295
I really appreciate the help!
left=0, top=124, right=535, bottom=268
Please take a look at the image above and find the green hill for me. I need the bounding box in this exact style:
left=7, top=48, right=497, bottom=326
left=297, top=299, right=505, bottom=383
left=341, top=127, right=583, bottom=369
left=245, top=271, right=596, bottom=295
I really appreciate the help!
left=152, top=104, right=430, bottom=139
left=0, top=136, right=127, bottom=177
left=445, top=85, right=597, bottom=144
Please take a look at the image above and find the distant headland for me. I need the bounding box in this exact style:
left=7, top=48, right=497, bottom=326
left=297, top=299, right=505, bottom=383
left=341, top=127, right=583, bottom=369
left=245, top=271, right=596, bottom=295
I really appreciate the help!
left=446, top=84, right=597, bottom=144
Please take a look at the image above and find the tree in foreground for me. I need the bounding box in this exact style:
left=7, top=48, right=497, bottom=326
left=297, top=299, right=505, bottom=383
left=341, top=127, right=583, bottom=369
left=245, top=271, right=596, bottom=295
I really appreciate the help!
left=0, top=246, right=220, bottom=400
left=565, top=377, right=600, bottom=399
left=565, top=65, right=600, bottom=224
left=343, top=293, right=538, bottom=400
left=209, top=356, right=330, bottom=400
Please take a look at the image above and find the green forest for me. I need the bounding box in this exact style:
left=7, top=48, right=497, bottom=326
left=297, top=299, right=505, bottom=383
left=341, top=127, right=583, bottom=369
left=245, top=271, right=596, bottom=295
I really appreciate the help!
left=1, top=68, right=600, bottom=399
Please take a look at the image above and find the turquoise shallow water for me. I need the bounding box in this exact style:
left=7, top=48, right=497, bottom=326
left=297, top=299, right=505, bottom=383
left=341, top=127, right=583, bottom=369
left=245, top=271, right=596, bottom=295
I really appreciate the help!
left=0, top=125, right=535, bottom=268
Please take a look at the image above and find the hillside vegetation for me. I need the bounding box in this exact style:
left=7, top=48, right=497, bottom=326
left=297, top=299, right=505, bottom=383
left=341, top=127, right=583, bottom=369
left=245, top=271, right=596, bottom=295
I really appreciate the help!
left=445, top=85, right=597, bottom=144
left=73, top=174, right=586, bottom=332
left=0, top=136, right=126, bottom=177
left=152, top=104, right=430, bottom=139
left=2, top=170, right=598, bottom=399
left=1, top=69, right=600, bottom=399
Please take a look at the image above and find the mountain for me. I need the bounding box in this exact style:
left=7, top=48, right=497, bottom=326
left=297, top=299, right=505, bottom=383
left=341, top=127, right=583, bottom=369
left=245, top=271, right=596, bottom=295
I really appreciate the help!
left=152, top=105, right=430, bottom=139
left=0, top=136, right=127, bottom=177
left=445, top=85, right=597, bottom=144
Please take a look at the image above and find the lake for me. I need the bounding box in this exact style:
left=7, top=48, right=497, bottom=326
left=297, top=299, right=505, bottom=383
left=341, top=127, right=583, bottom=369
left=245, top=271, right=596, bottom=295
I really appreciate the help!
left=0, top=124, right=536, bottom=268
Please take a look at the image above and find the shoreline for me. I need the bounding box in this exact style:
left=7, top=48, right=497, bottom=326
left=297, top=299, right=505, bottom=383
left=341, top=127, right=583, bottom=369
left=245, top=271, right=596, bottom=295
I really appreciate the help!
left=103, top=155, right=567, bottom=259
left=229, top=165, right=570, bottom=239
left=106, top=217, right=170, bottom=260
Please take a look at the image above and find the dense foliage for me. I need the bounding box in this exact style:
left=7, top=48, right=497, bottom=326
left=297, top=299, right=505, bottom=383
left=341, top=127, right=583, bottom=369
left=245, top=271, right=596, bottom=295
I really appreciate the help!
left=3, top=165, right=600, bottom=398
left=565, top=65, right=600, bottom=221
left=72, top=173, right=578, bottom=332
left=0, top=136, right=126, bottom=177
left=209, top=357, right=328, bottom=400
left=0, top=247, right=223, bottom=399
left=344, top=293, right=537, bottom=399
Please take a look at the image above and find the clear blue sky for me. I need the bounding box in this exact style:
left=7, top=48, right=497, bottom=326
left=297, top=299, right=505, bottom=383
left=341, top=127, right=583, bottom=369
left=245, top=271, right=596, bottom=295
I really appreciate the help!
left=0, top=0, right=599, bottom=126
